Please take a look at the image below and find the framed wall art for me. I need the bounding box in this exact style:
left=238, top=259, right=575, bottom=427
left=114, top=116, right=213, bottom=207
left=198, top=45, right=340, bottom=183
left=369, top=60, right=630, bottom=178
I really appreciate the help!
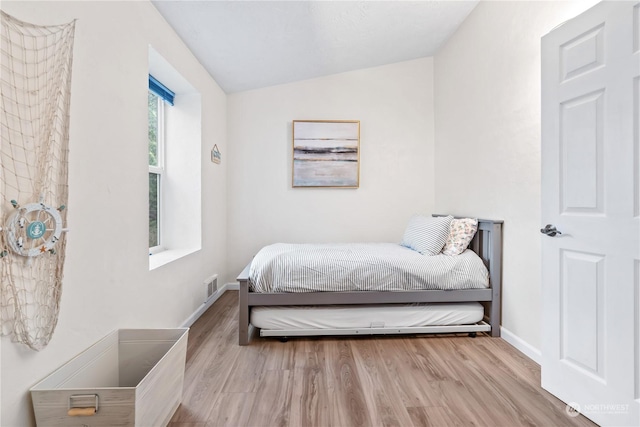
left=292, top=120, right=360, bottom=188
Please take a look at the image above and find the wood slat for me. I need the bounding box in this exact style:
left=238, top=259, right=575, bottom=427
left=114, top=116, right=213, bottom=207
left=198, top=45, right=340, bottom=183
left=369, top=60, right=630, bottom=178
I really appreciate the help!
left=170, top=291, right=597, bottom=427
left=206, top=392, right=255, bottom=427
left=350, top=339, right=415, bottom=426
left=246, top=370, right=293, bottom=427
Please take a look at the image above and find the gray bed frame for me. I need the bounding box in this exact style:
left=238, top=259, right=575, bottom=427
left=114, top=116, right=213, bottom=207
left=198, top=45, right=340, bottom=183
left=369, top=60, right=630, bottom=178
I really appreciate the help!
left=237, top=217, right=503, bottom=345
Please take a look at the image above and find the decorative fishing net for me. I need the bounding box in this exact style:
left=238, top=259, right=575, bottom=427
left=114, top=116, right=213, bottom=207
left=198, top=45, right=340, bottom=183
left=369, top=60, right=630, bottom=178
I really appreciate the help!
left=0, top=11, right=75, bottom=350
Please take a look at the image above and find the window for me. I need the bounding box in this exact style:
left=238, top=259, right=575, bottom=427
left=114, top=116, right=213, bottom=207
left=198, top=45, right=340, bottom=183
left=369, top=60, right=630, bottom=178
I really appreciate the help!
left=148, top=46, right=202, bottom=270
left=148, top=75, right=174, bottom=251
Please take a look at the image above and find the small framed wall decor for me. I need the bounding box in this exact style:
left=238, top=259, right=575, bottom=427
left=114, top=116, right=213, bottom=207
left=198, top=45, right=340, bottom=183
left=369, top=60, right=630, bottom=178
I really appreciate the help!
left=211, top=144, right=221, bottom=164
left=292, top=120, right=360, bottom=188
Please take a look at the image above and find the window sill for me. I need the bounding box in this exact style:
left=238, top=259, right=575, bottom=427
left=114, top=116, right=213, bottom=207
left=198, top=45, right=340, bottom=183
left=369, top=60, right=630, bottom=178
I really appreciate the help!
left=149, top=247, right=199, bottom=270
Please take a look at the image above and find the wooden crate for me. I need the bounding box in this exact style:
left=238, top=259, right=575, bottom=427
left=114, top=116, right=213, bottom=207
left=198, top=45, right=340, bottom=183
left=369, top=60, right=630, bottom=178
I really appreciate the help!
left=30, top=328, right=189, bottom=426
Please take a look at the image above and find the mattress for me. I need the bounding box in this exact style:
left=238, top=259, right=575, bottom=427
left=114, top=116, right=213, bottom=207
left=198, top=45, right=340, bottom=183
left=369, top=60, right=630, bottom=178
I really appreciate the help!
left=251, top=302, right=485, bottom=330
left=249, top=243, right=489, bottom=293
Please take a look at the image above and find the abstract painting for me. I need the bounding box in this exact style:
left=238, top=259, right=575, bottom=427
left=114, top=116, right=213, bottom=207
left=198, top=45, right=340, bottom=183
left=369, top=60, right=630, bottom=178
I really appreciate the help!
left=292, top=120, right=360, bottom=188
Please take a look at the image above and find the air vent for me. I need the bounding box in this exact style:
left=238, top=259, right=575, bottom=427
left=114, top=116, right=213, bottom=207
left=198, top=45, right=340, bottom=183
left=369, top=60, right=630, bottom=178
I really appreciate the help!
left=204, top=274, right=218, bottom=302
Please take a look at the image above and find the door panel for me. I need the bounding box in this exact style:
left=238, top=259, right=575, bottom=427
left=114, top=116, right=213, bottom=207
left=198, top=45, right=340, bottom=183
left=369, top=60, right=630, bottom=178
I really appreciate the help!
left=561, top=250, right=604, bottom=378
left=635, top=77, right=639, bottom=217
left=560, top=91, right=603, bottom=213
left=560, top=24, right=604, bottom=81
left=635, top=258, right=640, bottom=400
left=635, top=3, right=640, bottom=53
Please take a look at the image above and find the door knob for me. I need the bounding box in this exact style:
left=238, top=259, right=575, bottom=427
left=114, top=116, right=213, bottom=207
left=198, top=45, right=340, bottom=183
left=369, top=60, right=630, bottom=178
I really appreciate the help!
left=540, top=224, right=562, bottom=237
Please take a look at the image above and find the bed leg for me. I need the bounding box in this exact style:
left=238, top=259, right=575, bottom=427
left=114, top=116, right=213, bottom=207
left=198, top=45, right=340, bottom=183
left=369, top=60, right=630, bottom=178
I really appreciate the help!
left=490, top=304, right=501, bottom=337
left=239, top=278, right=250, bottom=346
left=239, top=323, right=249, bottom=346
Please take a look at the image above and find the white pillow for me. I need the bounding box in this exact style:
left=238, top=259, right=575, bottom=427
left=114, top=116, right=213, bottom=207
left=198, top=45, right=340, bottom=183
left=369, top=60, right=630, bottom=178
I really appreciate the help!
left=401, top=215, right=453, bottom=256
left=442, top=218, right=478, bottom=256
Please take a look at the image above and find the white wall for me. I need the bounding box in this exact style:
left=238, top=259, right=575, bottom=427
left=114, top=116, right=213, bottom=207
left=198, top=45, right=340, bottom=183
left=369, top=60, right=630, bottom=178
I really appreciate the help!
left=227, top=58, right=435, bottom=281
left=0, top=1, right=227, bottom=425
left=433, top=0, right=600, bottom=352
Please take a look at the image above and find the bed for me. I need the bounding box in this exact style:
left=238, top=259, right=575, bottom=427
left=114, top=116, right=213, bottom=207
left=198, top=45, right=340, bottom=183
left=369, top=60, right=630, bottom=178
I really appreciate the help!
left=237, top=216, right=503, bottom=345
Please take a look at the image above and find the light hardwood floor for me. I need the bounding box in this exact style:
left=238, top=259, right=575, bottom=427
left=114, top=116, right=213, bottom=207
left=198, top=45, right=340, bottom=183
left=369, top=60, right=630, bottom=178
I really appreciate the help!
left=169, top=291, right=596, bottom=427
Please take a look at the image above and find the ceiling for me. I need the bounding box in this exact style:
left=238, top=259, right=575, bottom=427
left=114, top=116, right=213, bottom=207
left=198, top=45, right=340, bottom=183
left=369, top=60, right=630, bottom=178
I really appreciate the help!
left=151, top=1, right=479, bottom=94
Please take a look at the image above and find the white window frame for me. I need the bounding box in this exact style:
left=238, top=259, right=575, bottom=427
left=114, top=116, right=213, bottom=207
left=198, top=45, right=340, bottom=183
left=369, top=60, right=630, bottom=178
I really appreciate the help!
left=149, top=93, right=165, bottom=254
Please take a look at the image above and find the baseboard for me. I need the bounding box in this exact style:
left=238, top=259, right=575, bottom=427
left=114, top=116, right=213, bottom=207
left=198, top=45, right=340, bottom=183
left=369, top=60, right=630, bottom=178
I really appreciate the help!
left=226, top=282, right=239, bottom=290
left=500, top=326, right=542, bottom=365
left=181, top=283, right=236, bottom=328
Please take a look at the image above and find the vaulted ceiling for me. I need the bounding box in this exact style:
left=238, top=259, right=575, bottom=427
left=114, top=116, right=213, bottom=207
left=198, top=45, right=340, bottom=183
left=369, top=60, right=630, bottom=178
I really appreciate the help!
left=151, top=0, right=479, bottom=93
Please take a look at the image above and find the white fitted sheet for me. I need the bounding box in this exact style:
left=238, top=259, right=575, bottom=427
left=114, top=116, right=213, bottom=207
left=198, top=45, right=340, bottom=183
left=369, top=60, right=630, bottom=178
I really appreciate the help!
left=251, top=302, right=484, bottom=331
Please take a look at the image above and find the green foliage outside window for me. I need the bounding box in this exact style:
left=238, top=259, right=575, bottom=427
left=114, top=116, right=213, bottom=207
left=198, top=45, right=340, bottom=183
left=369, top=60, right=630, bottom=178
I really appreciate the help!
left=149, top=92, right=159, bottom=167
left=149, top=173, right=159, bottom=248
left=149, top=91, right=159, bottom=248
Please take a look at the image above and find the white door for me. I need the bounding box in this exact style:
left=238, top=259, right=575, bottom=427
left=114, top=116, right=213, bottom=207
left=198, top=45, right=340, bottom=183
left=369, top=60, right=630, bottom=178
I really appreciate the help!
left=541, top=1, right=640, bottom=426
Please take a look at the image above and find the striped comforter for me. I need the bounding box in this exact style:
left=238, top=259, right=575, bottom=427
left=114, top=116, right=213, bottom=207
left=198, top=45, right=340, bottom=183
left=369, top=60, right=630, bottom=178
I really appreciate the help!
left=249, top=243, right=489, bottom=293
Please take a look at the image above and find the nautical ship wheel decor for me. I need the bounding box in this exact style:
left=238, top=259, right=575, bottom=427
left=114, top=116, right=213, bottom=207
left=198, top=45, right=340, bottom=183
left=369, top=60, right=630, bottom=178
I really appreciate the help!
left=3, top=201, right=64, bottom=258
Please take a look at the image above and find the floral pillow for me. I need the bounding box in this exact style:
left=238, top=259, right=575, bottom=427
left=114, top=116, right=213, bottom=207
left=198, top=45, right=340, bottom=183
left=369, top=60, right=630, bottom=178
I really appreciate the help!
left=442, top=218, right=478, bottom=256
